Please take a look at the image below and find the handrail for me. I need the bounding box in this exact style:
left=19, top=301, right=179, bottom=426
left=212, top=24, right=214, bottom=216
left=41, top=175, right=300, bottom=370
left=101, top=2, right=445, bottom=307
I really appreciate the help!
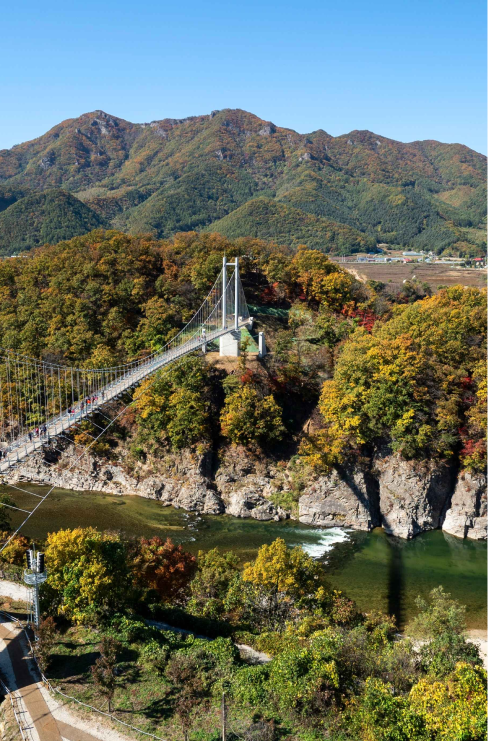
left=0, top=676, right=29, bottom=741
left=0, top=610, right=167, bottom=741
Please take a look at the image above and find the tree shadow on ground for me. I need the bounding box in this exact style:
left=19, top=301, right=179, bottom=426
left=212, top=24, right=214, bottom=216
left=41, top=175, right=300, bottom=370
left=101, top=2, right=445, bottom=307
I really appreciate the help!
left=49, top=650, right=99, bottom=679
left=137, top=693, right=174, bottom=721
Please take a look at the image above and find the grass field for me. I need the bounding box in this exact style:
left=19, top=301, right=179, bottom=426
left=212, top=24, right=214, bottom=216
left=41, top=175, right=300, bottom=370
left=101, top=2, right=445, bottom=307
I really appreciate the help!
left=337, top=262, right=487, bottom=290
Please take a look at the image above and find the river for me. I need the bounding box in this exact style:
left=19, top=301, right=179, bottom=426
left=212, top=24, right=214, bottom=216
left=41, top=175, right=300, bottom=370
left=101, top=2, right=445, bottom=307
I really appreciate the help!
left=5, top=485, right=487, bottom=629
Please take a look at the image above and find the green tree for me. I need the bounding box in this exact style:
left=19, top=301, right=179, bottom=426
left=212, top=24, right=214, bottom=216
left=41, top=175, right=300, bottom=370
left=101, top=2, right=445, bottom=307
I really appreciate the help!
left=139, top=639, right=169, bottom=675
left=353, top=677, right=427, bottom=741
left=187, top=548, right=239, bottom=619
left=220, top=386, right=285, bottom=447
left=242, top=538, right=322, bottom=627
left=410, top=587, right=482, bottom=677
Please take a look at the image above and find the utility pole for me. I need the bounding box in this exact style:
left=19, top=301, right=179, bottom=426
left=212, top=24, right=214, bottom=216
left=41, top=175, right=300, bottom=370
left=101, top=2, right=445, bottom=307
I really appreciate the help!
left=24, top=545, right=47, bottom=629
left=221, top=692, right=227, bottom=741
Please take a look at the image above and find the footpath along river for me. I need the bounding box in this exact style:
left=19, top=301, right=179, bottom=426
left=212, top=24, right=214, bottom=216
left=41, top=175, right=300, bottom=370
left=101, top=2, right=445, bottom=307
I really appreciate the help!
left=4, top=485, right=487, bottom=630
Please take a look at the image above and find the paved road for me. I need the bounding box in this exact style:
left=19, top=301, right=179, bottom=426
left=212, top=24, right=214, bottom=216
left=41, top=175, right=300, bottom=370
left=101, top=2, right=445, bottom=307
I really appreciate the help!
left=0, top=617, right=100, bottom=741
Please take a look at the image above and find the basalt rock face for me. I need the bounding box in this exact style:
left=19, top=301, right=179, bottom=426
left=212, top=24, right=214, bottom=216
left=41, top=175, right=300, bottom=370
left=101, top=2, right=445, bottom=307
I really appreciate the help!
left=442, top=471, right=487, bottom=540
left=297, top=453, right=456, bottom=538
left=374, top=453, right=455, bottom=539
left=7, top=442, right=289, bottom=520
left=6, top=442, right=486, bottom=538
left=215, top=446, right=289, bottom=521
left=9, top=444, right=224, bottom=515
left=299, top=467, right=379, bottom=530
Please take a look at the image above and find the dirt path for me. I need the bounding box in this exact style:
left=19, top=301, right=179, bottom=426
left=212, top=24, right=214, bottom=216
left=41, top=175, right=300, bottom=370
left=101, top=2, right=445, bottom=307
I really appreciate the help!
left=146, top=618, right=271, bottom=664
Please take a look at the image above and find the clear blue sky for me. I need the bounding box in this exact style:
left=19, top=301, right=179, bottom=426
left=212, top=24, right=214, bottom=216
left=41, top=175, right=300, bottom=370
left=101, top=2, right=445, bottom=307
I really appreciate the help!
left=2, top=0, right=486, bottom=153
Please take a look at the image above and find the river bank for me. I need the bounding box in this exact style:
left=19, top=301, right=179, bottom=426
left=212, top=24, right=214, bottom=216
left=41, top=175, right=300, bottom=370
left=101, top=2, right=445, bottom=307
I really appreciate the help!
left=6, top=439, right=487, bottom=541
left=3, top=485, right=486, bottom=630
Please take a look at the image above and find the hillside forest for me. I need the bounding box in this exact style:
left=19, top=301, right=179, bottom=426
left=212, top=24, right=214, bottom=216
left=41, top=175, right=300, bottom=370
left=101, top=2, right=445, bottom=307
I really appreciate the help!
left=0, top=228, right=486, bottom=740
left=0, top=109, right=486, bottom=256
left=0, top=229, right=485, bottom=474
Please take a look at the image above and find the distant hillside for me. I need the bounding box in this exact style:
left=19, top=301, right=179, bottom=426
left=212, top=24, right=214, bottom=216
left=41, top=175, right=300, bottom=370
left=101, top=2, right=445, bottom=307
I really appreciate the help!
left=0, top=190, right=103, bottom=255
left=0, top=108, right=485, bottom=255
left=205, top=198, right=375, bottom=251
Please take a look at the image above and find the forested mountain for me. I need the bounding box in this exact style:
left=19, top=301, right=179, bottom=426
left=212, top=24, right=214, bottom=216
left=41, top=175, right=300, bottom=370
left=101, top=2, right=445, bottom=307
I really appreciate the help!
left=0, top=109, right=485, bottom=255
left=0, top=189, right=103, bottom=253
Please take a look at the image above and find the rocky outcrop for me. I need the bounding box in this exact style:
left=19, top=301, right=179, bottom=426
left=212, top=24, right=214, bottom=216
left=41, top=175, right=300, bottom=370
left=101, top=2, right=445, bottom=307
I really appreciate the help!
left=5, top=439, right=486, bottom=539
left=215, top=447, right=289, bottom=520
left=7, top=442, right=289, bottom=520
left=298, top=452, right=459, bottom=539
left=375, top=453, right=455, bottom=539
left=9, top=444, right=224, bottom=515
left=299, top=467, right=379, bottom=530
left=442, top=471, right=487, bottom=539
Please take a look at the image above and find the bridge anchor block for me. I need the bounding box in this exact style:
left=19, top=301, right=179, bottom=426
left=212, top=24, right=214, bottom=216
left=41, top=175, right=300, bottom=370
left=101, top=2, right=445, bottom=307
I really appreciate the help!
left=220, top=332, right=240, bottom=357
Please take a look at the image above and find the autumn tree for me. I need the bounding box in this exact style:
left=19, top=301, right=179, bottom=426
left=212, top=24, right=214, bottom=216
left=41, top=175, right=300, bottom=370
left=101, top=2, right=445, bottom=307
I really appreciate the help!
left=0, top=533, right=29, bottom=564
left=409, top=662, right=487, bottom=740
left=34, top=617, right=57, bottom=673
left=165, top=651, right=214, bottom=741
left=303, top=287, right=487, bottom=470
left=290, top=247, right=360, bottom=310
left=242, top=538, right=322, bottom=627
left=44, top=528, right=133, bottom=624
left=91, top=637, right=121, bottom=714
left=135, top=355, right=211, bottom=451
left=131, top=537, right=196, bottom=603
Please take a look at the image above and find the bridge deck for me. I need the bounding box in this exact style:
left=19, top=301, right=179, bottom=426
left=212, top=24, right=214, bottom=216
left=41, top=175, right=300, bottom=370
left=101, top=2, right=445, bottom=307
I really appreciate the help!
left=0, top=323, right=248, bottom=474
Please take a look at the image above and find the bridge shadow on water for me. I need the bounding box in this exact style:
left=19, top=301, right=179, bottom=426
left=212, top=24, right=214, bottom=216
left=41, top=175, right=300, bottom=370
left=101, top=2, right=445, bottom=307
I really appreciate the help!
left=387, top=536, right=405, bottom=629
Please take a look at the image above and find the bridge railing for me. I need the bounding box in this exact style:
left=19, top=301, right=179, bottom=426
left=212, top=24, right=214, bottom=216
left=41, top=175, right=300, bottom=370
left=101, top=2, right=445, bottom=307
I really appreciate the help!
left=0, top=262, right=249, bottom=466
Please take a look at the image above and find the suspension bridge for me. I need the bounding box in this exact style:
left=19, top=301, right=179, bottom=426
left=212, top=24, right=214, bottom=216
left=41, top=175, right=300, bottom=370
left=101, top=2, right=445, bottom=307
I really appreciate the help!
left=0, top=257, right=251, bottom=477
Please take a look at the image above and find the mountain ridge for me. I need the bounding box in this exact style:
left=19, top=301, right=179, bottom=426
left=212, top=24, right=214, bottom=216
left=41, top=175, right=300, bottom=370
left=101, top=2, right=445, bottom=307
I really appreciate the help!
left=0, top=108, right=485, bottom=256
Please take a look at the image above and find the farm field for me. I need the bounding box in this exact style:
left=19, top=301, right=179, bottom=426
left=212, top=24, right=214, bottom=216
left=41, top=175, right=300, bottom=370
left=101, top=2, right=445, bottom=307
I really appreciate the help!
left=335, top=261, right=487, bottom=290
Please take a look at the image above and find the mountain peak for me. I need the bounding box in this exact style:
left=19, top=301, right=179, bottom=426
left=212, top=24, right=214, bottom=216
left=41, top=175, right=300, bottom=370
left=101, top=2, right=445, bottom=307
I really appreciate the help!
left=0, top=108, right=485, bottom=258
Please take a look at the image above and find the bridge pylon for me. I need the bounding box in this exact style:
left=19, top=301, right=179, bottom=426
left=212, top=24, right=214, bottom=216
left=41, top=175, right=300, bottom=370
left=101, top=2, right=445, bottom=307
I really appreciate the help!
left=219, top=255, right=241, bottom=357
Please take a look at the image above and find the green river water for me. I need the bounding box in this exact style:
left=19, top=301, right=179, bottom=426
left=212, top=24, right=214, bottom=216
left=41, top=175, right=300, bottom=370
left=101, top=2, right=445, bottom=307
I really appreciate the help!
left=4, top=485, right=487, bottom=629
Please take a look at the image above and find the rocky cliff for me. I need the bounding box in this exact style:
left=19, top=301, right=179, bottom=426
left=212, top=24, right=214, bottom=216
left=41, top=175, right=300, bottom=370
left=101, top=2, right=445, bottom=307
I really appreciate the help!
left=6, top=442, right=486, bottom=540
left=299, top=454, right=486, bottom=540
left=7, top=441, right=290, bottom=522
left=442, top=471, right=487, bottom=539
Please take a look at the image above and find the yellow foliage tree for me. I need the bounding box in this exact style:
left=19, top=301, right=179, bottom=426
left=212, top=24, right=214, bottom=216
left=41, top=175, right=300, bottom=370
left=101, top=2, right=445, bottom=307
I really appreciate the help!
left=45, top=527, right=132, bottom=624
left=243, top=538, right=320, bottom=599
left=409, top=662, right=487, bottom=740
left=220, top=385, right=285, bottom=447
